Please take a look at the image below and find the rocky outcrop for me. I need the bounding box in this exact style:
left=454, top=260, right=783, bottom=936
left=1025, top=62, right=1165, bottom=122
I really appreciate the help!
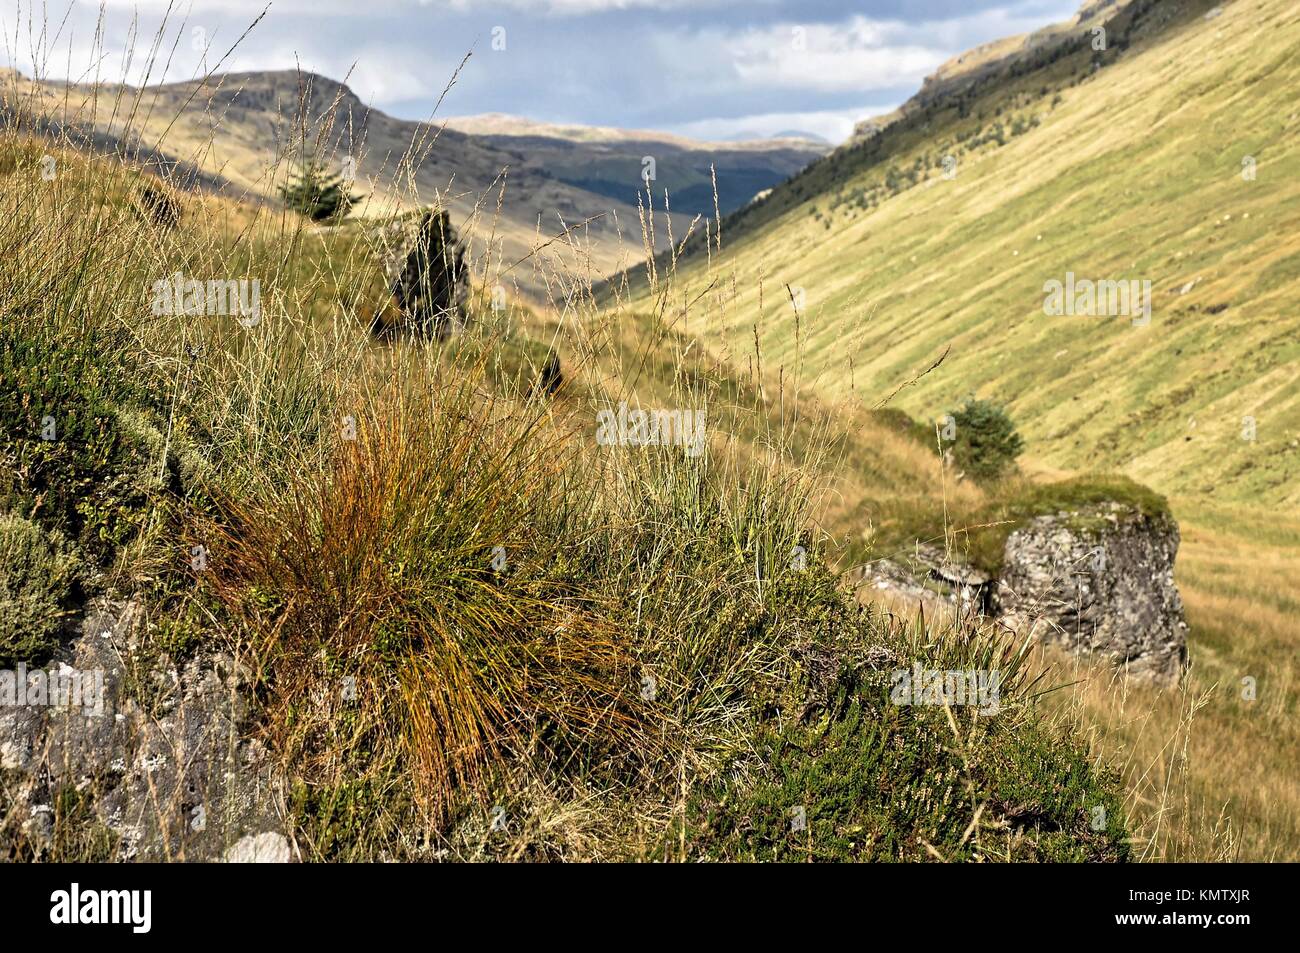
left=369, top=209, right=467, bottom=340
left=0, top=600, right=288, bottom=861
left=137, top=183, right=182, bottom=229
left=997, top=503, right=1187, bottom=683
left=852, top=544, right=995, bottom=621
left=851, top=502, right=1188, bottom=684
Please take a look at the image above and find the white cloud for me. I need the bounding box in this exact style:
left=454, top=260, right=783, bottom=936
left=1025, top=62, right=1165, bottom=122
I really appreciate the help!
left=2, top=3, right=449, bottom=106
left=4, top=1, right=1084, bottom=136
left=685, top=5, right=1079, bottom=96
left=725, top=18, right=948, bottom=93
left=428, top=0, right=723, bottom=13
left=672, top=104, right=887, bottom=145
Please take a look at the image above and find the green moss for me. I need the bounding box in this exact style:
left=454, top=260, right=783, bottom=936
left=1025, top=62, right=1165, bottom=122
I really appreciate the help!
left=1010, top=474, right=1171, bottom=521
left=863, top=474, right=1173, bottom=575
left=289, top=775, right=417, bottom=861
left=148, top=611, right=207, bottom=659
left=0, top=329, right=156, bottom=567
left=954, top=474, right=1172, bottom=573
left=0, top=512, right=79, bottom=666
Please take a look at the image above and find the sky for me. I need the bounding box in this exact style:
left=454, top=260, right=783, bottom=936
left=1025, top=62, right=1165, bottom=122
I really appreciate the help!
left=3, top=0, right=1083, bottom=143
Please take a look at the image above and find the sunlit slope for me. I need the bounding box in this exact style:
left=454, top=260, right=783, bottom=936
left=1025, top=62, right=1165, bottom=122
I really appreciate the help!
left=648, top=0, right=1300, bottom=506
left=1, top=69, right=689, bottom=298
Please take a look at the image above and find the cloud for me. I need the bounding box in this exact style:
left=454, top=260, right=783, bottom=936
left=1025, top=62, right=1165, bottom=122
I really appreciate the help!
left=672, top=104, right=891, bottom=144
left=722, top=18, right=950, bottom=93
left=426, top=0, right=733, bottom=13
left=4, top=1, right=1083, bottom=142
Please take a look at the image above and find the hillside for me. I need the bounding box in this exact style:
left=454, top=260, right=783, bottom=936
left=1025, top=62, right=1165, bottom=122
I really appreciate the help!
left=610, top=0, right=1300, bottom=859
left=624, top=0, right=1300, bottom=508
left=0, top=128, right=1138, bottom=862
left=0, top=69, right=820, bottom=300
left=1, top=0, right=1295, bottom=865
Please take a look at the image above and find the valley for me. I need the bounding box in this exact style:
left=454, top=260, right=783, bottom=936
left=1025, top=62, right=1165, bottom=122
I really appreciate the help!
left=610, top=0, right=1300, bottom=859
left=1, top=0, right=1295, bottom=863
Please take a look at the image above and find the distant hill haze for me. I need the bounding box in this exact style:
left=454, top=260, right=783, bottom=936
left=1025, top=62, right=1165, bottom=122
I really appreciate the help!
left=1, top=68, right=823, bottom=298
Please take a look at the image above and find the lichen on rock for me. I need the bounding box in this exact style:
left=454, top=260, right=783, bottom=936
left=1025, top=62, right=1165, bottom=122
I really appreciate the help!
left=997, top=501, right=1187, bottom=683
left=851, top=497, right=1189, bottom=685
left=1, top=600, right=288, bottom=861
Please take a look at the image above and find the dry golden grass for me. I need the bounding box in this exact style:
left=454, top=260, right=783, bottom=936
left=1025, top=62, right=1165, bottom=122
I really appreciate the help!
left=5, top=1, right=1294, bottom=861
left=200, top=371, right=659, bottom=825
left=1030, top=499, right=1300, bottom=861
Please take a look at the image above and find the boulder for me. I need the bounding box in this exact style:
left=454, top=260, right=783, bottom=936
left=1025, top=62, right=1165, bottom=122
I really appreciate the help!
left=851, top=503, right=1188, bottom=685
left=849, top=543, right=995, bottom=621
left=369, top=208, right=467, bottom=339
left=997, top=503, right=1187, bottom=683
left=533, top=350, right=563, bottom=397
left=224, top=831, right=292, bottom=863
left=137, top=183, right=181, bottom=229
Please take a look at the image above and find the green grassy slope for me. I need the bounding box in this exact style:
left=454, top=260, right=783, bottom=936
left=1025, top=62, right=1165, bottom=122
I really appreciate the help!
left=0, top=133, right=1133, bottom=861
left=608, top=0, right=1300, bottom=861
left=632, top=0, right=1300, bottom=507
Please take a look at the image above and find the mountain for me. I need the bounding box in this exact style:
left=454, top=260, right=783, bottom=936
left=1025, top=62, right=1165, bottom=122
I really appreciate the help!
left=440, top=112, right=828, bottom=218
left=768, top=130, right=832, bottom=145
left=717, top=128, right=832, bottom=146
left=1, top=70, right=819, bottom=298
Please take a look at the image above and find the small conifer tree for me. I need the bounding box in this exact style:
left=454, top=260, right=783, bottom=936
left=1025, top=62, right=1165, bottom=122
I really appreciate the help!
left=279, top=158, right=362, bottom=222
left=946, top=398, right=1025, bottom=483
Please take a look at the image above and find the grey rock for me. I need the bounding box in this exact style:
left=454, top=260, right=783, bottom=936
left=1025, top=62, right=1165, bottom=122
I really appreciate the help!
left=223, top=831, right=292, bottom=863
left=997, top=503, right=1187, bottom=683
left=0, top=600, right=288, bottom=860
left=851, top=119, right=882, bottom=142
left=369, top=208, right=467, bottom=339
left=848, top=544, right=994, bottom=620
left=851, top=502, right=1189, bottom=685
left=22, top=804, right=52, bottom=846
